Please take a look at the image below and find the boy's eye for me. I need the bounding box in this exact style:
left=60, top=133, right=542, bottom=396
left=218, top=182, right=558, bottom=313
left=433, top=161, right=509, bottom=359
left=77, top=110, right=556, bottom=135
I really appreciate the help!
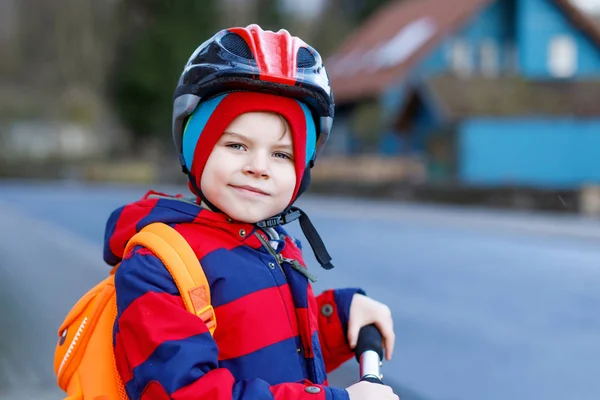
left=273, top=152, right=293, bottom=160
left=226, top=143, right=245, bottom=150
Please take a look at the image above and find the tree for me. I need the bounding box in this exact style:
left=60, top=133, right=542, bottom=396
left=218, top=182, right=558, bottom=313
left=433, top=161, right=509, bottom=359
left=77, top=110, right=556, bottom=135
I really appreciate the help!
left=108, top=0, right=220, bottom=144
left=254, top=0, right=285, bottom=31
left=347, top=0, right=393, bottom=24
left=308, top=0, right=397, bottom=58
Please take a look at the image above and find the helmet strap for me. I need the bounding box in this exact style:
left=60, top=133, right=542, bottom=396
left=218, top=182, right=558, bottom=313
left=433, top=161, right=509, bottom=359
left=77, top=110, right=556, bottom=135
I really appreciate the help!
left=257, top=205, right=334, bottom=270
left=296, top=207, right=334, bottom=270
left=184, top=160, right=333, bottom=270
left=186, top=171, right=224, bottom=214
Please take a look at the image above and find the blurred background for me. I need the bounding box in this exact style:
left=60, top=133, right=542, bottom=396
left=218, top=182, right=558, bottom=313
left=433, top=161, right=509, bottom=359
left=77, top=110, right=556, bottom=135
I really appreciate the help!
left=1, top=0, right=600, bottom=399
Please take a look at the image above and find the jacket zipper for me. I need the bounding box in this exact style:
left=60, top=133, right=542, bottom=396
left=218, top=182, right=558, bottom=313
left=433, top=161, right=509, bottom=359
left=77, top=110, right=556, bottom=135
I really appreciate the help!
left=254, top=232, right=286, bottom=274
left=279, top=256, right=318, bottom=283
left=254, top=232, right=314, bottom=376
left=254, top=233, right=318, bottom=282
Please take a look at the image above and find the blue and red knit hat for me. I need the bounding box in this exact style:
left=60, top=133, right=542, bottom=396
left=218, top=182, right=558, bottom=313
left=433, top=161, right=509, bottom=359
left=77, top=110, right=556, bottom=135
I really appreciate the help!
left=181, top=91, right=317, bottom=203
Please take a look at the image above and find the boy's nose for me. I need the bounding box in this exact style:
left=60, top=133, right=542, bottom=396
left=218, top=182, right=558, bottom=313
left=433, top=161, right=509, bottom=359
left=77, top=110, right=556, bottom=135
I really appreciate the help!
left=243, top=154, right=270, bottom=178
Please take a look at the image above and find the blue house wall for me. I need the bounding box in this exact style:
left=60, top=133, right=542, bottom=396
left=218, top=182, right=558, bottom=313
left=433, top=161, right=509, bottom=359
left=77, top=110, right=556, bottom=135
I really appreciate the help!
left=458, top=118, right=600, bottom=188
left=379, top=78, right=444, bottom=155
left=381, top=0, right=517, bottom=117
left=379, top=96, right=439, bottom=155
left=380, top=0, right=519, bottom=155
left=419, top=0, right=516, bottom=75
left=354, top=0, right=600, bottom=188
left=518, top=0, right=600, bottom=78
left=390, top=0, right=600, bottom=80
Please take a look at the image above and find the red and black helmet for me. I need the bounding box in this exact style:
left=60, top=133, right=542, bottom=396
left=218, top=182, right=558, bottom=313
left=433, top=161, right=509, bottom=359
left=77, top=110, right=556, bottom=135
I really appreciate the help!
left=172, top=24, right=334, bottom=171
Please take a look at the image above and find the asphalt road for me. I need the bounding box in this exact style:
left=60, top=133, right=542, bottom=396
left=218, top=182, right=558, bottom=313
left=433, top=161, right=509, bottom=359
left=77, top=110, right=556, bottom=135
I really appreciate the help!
left=1, top=180, right=599, bottom=400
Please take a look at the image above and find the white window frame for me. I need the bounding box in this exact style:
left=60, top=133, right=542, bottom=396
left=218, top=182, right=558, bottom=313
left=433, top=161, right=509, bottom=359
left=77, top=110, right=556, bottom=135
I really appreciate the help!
left=479, top=38, right=500, bottom=77
left=449, top=38, right=473, bottom=77
left=548, top=34, right=577, bottom=78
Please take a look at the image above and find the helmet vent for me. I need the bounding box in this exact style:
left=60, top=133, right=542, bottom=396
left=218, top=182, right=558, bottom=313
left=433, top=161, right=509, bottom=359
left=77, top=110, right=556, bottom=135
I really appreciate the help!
left=297, top=48, right=316, bottom=68
left=221, top=32, right=254, bottom=59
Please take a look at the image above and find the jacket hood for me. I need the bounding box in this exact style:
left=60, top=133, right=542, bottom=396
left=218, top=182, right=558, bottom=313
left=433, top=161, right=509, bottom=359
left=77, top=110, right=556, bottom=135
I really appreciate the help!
left=103, top=190, right=208, bottom=266
left=103, top=190, right=305, bottom=268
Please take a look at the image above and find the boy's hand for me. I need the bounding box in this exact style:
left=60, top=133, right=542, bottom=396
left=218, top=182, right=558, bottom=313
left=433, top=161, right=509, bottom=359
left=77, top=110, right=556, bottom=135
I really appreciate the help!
left=346, top=381, right=399, bottom=400
left=347, top=294, right=395, bottom=361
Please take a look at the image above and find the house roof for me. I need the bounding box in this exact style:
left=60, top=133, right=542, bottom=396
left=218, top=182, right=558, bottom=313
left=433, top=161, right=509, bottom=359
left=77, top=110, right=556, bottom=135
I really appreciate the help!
left=325, top=0, right=491, bottom=104
left=554, top=0, right=600, bottom=48
left=326, top=0, right=600, bottom=105
left=421, top=74, right=600, bottom=119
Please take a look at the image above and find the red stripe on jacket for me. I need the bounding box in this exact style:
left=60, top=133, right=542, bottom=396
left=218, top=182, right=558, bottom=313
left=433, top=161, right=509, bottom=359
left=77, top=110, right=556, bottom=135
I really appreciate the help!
left=214, top=285, right=300, bottom=360
left=109, top=198, right=159, bottom=259
left=116, top=291, right=210, bottom=369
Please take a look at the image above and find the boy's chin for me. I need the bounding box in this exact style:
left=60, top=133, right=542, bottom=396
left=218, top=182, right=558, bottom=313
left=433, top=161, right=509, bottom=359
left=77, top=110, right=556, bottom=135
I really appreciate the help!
left=225, top=207, right=284, bottom=225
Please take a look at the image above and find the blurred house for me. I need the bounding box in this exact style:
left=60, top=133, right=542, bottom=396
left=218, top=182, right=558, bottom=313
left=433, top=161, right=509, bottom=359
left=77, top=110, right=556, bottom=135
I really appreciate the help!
left=326, top=0, right=600, bottom=188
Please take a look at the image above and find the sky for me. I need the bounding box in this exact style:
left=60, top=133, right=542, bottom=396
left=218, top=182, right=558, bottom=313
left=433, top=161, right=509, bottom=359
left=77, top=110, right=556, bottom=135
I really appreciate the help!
left=281, top=0, right=600, bottom=16
left=571, top=0, right=600, bottom=13
left=280, top=0, right=325, bottom=19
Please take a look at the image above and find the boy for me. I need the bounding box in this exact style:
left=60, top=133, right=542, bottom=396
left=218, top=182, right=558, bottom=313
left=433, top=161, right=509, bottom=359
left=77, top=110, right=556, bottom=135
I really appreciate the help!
left=104, top=24, right=397, bottom=400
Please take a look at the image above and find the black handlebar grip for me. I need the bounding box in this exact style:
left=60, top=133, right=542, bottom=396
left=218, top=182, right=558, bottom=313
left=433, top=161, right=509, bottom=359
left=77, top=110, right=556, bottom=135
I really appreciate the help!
left=354, top=323, right=384, bottom=362
left=361, top=375, right=384, bottom=385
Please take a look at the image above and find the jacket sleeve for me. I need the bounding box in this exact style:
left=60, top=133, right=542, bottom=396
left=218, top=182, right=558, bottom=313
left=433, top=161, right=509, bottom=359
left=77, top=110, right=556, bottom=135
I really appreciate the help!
left=315, top=288, right=366, bottom=373
left=113, top=246, right=350, bottom=400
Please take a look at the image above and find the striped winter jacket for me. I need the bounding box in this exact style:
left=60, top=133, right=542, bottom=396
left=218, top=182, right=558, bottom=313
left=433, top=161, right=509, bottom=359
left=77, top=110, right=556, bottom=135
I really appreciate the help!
left=103, top=191, right=363, bottom=400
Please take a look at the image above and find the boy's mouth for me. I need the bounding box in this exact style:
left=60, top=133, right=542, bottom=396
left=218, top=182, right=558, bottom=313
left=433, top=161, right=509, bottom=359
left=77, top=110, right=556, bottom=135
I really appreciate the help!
left=229, top=184, right=270, bottom=196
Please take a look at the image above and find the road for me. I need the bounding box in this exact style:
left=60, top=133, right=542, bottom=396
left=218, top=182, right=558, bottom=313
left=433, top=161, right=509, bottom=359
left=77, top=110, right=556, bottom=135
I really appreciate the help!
left=0, top=180, right=599, bottom=400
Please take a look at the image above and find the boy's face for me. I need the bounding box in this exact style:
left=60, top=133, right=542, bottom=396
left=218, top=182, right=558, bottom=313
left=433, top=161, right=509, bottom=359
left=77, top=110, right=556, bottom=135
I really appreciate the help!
left=200, top=111, right=297, bottom=224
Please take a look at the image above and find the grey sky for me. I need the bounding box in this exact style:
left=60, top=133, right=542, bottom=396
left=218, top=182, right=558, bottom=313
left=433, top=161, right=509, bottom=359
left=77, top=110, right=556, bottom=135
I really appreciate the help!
left=282, top=0, right=600, bottom=15
left=570, top=0, right=600, bottom=12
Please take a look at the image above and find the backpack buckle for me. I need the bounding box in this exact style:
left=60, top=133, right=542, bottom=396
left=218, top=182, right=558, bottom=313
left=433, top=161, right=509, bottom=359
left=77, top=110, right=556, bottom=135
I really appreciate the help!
left=197, top=304, right=216, bottom=335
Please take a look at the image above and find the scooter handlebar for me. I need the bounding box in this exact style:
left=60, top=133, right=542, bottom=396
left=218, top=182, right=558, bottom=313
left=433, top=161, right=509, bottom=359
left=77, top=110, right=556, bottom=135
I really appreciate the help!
left=354, top=324, right=384, bottom=384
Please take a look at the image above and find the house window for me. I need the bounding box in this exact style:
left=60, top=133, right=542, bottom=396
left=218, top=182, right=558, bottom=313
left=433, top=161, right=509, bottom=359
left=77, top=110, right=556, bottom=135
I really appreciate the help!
left=505, top=43, right=518, bottom=73
left=548, top=35, right=577, bottom=77
left=479, top=38, right=499, bottom=77
left=450, top=38, right=473, bottom=77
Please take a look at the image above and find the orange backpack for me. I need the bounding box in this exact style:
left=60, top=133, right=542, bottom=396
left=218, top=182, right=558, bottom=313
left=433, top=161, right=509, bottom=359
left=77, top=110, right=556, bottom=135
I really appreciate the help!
left=53, top=222, right=217, bottom=400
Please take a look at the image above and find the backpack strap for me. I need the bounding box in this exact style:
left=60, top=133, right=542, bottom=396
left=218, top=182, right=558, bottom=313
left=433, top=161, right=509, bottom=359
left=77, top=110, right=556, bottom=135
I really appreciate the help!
left=125, top=222, right=216, bottom=335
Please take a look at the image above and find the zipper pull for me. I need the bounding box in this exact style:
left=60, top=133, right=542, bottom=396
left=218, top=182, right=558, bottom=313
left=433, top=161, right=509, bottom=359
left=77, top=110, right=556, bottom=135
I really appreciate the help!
left=287, top=258, right=318, bottom=283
